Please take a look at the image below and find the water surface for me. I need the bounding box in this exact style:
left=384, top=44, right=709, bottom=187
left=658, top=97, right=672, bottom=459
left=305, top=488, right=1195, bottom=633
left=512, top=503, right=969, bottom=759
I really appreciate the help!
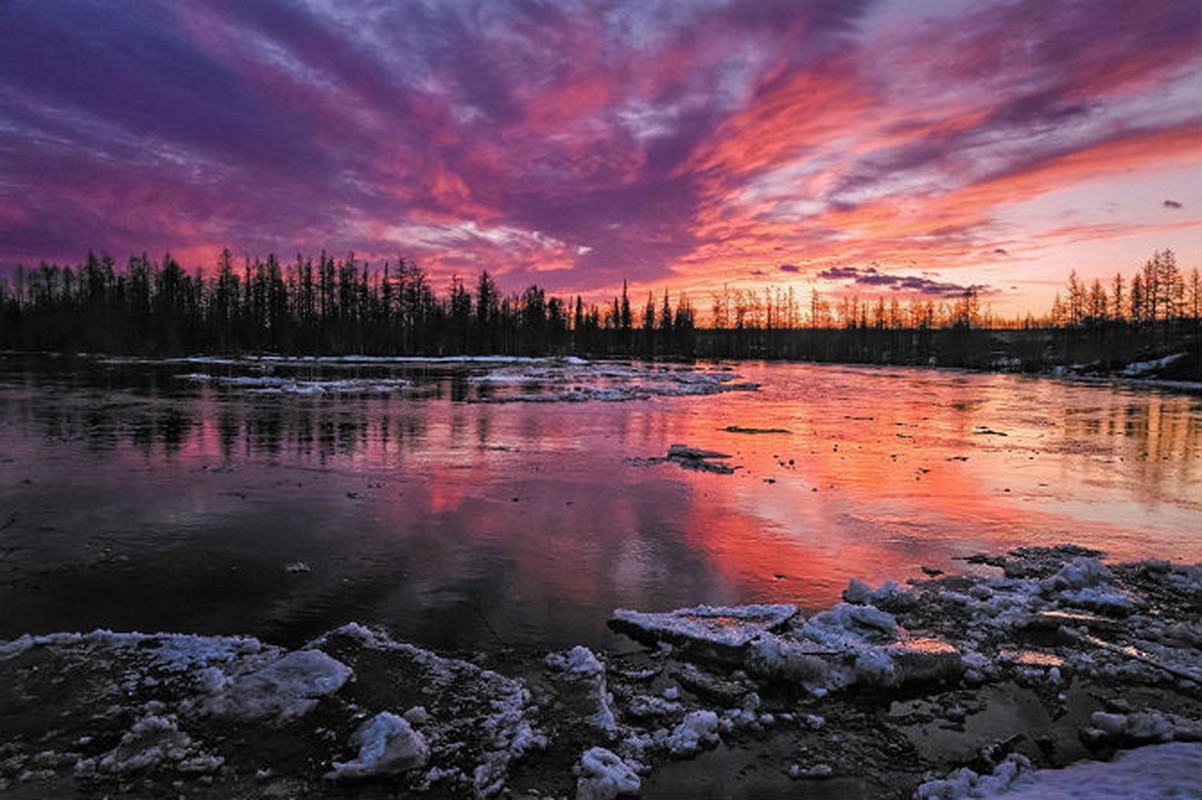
left=1, top=355, right=1198, bottom=652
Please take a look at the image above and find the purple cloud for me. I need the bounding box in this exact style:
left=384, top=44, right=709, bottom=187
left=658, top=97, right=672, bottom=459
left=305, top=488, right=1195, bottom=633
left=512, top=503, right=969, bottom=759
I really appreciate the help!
left=818, top=265, right=993, bottom=298
left=0, top=0, right=1197, bottom=306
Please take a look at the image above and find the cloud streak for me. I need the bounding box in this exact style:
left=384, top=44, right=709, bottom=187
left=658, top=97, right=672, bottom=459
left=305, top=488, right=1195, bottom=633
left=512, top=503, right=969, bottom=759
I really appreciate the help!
left=817, top=265, right=991, bottom=297
left=0, top=0, right=1197, bottom=312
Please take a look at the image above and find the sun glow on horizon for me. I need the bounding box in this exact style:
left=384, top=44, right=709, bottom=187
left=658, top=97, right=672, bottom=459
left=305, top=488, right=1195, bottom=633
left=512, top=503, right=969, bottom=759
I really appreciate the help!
left=0, top=0, right=1198, bottom=318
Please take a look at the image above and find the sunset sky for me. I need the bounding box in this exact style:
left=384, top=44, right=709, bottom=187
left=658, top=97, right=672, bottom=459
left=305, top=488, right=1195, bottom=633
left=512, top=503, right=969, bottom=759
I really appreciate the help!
left=1, top=0, right=1199, bottom=316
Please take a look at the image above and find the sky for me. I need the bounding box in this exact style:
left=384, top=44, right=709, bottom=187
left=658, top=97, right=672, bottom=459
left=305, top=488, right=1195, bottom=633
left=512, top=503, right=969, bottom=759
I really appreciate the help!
left=0, top=0, right=1199, bottom=316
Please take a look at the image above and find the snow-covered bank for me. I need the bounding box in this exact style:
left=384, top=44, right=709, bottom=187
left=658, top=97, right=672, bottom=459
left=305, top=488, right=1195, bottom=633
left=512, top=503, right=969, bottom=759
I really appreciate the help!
left=2, top=546, right=1199, bottom=799
left=1046, top=350, right=1202, bottom=394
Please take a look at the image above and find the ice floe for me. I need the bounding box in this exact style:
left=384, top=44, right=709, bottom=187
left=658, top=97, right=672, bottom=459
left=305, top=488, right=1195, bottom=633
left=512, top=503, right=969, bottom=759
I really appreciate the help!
left=469, top=361, right=758, bottom=404
left=180, top=373, right=413, bottom=395
left=610, top=604, right=797, bottom=656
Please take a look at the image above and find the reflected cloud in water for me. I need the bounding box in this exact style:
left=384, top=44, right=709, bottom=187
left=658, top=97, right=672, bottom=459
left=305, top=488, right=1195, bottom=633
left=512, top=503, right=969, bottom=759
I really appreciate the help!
left=0, top=356, right=1197, bottom=652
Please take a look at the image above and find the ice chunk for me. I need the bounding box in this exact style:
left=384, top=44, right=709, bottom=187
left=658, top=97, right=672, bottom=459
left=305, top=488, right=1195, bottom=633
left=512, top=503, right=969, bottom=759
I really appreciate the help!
left=805, top=603, right=899, bottom=642
left=546, top=645, right=605, bottom=675
left=745, top=633, right=833, bottom=686
left=1121, top=352, right=1188, bottom=377
left=202, top=649, right=352, bottom=722
left=610, top=604, right=797, bottom=655
left=1084, top=710, right=1175, bottom=745
left=844, top=579, right=917, bottom=609
left=97, top=714, right=195, bottom=774
left=1042, top=557, right=1114, bottom=592
left=666, top=710, right=720, bottom=757
left=326, top=712, right=429, bottom=779
left=575, top=747, right=641, bottom=800
left=1056, top=587, right=1134, bottom=616
left=915, top=752, right=1031, bottom=799
left=853, top=648, right=899, bottom=688
left=626, top=694, right=682, bottom=719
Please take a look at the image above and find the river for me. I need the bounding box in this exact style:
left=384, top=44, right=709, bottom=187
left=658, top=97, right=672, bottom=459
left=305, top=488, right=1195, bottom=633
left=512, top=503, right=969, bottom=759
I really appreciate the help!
left=0, top=354, right=1197, bottom=653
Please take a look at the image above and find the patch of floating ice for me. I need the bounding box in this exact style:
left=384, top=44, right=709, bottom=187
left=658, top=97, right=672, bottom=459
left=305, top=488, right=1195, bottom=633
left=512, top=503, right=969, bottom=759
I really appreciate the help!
left=180, top=373, right=412, bottom=395
left=172, top=354, right=590, bottom=366
left=470, top=361, right=758, bottom=403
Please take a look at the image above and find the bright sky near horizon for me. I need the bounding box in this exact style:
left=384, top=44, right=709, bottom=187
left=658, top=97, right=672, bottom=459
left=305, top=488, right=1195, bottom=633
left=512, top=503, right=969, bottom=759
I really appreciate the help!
left=0, top=0, right=1199, bottom=315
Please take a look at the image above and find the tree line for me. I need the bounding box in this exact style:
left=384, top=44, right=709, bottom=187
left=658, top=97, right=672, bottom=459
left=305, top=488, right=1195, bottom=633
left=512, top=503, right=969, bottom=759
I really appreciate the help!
left=0, top=249, right=696, bottom=357
left=0, top=247, right=1197, bottom=371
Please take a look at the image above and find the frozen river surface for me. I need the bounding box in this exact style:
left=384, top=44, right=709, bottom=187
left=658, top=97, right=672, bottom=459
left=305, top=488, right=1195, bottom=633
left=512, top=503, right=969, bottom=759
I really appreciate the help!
left=0, top=354, right=1198, bottom=652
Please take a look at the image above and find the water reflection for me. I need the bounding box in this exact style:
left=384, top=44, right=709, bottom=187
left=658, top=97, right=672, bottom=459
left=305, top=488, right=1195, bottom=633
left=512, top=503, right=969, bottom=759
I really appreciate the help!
left=0, top=356, right=1198, bottom=652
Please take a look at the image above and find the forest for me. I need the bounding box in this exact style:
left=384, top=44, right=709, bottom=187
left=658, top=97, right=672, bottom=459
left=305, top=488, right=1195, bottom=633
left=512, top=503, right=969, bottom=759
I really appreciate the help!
left=0, top=247, right=1198, bottom=375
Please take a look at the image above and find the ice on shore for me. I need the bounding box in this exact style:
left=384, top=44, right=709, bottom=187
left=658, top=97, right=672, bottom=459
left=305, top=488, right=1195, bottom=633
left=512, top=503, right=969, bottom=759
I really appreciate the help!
left=1121, top=352, right=1188, bottom=377
left=918, top=742, right=1202, bottom=799
left=0, top=623, right=543, bottom=798
left=546, top=645, right=606, bottom=675
left=318, top=623, right=546, bottom=796
left=575, top=747, right=641, bottom=800
left=2, top=546, right=1199, bottom=798
left=326, top=712, right=429, bottom=779
left=546, top=645, right=618, bottom=733
left=610, top=604, right=797, bottom=652
left=199, top=649, right=352, bottom=723
left=665, top=710, right=721, bottom=756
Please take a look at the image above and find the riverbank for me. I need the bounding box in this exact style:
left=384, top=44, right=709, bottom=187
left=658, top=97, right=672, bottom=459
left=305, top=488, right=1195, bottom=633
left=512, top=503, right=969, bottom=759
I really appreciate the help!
left=2, top=545, right=1199, bottom=799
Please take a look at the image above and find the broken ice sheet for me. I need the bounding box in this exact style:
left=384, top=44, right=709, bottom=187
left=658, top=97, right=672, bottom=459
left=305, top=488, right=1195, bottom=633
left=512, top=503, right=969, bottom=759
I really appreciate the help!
left=610, top=604, right=797, bottom=653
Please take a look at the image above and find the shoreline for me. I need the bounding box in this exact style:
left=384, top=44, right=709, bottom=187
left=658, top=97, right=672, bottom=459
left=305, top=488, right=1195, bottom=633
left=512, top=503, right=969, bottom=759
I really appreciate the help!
left=2, top=545, right=1200, bottom=799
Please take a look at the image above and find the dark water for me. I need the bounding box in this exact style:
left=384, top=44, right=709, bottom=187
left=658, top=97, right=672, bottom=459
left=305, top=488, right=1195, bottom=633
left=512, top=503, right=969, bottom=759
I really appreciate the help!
left=1, top=354, right=1198, bottom=653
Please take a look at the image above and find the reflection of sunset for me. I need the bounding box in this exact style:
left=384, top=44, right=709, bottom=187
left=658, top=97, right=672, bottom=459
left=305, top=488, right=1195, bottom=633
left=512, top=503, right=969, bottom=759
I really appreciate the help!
left=1, top=360, right=1198, bottom=650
